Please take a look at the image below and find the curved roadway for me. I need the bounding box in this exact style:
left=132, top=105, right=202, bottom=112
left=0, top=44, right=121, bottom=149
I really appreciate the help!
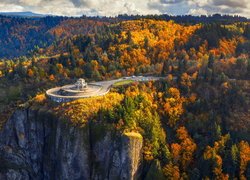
left=46, top=76, right=163, bottom=102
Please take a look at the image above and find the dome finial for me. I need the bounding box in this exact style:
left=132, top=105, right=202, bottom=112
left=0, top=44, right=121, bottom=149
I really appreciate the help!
left=75, top=78, right=87, bottom=90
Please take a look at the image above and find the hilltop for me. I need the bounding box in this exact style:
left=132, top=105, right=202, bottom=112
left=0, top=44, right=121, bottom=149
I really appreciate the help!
left=0, top=14, right=249, bottom=58
left=0, top=14, right=249, bottom=179
left=0, top=11, right=48, bottom=18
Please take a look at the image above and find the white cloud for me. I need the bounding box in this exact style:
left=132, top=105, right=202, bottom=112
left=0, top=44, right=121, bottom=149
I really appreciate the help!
left=0, top=0, right=249, bottom=18
left=19, top=0, right=42, bottom=6
left=0, top=3, right=24, bottom=12
left=192, top=0, right=209, bottom=7
left=188, top=8, right=208, bottom=16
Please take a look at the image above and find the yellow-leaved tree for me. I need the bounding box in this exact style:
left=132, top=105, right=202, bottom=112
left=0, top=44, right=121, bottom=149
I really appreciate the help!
left=164, top=88, right=186, bottom=126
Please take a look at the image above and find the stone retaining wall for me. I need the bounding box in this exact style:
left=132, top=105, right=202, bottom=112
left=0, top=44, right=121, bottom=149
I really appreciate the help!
left=46, top=85, right=111, bottom=103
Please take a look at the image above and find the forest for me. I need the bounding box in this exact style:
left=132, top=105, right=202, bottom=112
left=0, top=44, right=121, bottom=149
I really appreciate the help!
left=0, top=14, right=249, bottom=179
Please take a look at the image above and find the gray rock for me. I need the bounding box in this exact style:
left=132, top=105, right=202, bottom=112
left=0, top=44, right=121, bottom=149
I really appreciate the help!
left=0, top=108, right=143, bottom=180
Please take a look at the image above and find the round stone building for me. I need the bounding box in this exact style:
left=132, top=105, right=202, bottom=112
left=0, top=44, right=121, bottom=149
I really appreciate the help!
left=46, top=78, right=109, bottom=103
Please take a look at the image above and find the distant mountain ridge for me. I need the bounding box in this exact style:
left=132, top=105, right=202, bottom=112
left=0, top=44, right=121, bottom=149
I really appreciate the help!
left=0, top=11, right=49, bottom=17
left=0, top=13, right=249, bottom=58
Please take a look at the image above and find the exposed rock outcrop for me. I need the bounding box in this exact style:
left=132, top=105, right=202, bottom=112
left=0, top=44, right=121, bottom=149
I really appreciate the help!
left=0, top=108, right=143, bottom=180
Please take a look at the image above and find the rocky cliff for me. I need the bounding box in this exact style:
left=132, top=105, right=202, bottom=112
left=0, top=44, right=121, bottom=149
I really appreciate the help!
left=0, top=108, right=143, bottom=180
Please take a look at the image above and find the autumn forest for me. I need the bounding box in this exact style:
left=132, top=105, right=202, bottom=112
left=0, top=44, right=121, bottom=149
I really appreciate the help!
left=0, top=14, right=249, bottom=179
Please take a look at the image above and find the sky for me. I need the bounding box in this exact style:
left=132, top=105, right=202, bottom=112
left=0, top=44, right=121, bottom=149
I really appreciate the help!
left=0, top=0, right=249, bottom=18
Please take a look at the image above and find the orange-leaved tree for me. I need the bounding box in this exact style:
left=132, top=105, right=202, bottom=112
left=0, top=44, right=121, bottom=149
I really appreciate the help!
left=164, top=88, right=186, bottom=126
left=239, top=141, right=250, bottom=180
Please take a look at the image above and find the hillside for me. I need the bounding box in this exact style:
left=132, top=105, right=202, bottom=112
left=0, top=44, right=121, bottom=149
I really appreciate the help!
left=0, top=11, right=47, bottom=17
left=0, top=15, right=249, bottom=179
left=0, top=16, right=108, bottom=58
left=0, top=14, right=249, bottom=58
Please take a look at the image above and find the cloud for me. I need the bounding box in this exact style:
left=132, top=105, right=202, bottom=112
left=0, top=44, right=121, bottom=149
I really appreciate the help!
left=188, top=8, right=208, bottom=16
left=19, top=0, right=42, bottom=6
left=160, top=0, right=184, bottom=4
left=211, top=0, right=248, bottom=9
left=0, top=3, right=24, bottom=12
left=148, top=0, right=250, bottom=17
left=0, top=0, right=249, bottom=17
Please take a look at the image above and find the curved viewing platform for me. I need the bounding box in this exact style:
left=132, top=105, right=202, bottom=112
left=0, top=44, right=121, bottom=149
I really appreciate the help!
left=46, top=76, right=162, bottom=103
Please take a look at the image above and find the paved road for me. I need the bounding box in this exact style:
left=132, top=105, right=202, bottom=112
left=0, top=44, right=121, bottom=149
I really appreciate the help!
left=93, top=76, right=162, bottom=94
left=46, top=76, right=163, bottom=102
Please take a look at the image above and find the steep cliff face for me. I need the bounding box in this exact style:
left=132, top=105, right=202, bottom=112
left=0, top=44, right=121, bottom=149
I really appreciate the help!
left=91, top=130, right=143, bottom=180
left=0, top=108, right=143, bottom=180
